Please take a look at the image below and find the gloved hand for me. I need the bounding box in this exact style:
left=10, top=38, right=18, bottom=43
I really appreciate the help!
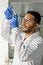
left=9, top=14, right=19, bottom=28
left=4, top=6, right=13, bottom=20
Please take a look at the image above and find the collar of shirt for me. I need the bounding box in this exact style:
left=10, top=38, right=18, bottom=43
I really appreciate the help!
left=20, top=31, right=40, bottom=42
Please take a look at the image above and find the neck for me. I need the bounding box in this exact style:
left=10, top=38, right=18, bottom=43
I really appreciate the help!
left=24, top=31, right=35, bottom=39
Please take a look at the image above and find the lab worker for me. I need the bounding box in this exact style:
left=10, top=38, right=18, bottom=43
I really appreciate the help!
left=9, top=11, right=43, bottom=65
left=2, top=9, right=43, bottom=65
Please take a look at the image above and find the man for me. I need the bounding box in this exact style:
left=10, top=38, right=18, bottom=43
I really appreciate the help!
left=12, top=11, right=43, bottom=65
left=1, top=10, right=43, bottom=65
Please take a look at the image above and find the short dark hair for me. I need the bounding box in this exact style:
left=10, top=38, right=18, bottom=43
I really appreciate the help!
left=27, top=11, right=41, bottom=24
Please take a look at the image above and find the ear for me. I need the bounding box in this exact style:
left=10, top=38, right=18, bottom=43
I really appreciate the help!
left=35, top=23, right=39, bottom=28
left=33, top=23, right=39, bottom=30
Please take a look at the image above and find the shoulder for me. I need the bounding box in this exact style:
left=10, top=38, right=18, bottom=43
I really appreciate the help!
left=32, top=31, right=43, bottom=43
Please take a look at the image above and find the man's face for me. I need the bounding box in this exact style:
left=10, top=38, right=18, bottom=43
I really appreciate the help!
left=22, top=13, right=36, bottom=33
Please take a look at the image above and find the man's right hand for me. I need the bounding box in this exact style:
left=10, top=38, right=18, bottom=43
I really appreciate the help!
left=4, top=6, right=13, bottom=20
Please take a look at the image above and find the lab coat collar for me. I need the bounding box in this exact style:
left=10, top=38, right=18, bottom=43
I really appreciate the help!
left=22, top=31, right=40, bottom=41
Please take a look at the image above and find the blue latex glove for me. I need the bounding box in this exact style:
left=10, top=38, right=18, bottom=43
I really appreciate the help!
left=9, top=14, right=19, bottom=28
left=4, top=6, right=13, bottom=20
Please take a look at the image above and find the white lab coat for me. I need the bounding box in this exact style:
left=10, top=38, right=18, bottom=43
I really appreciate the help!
left=1, top=21, right=43, bottom=65
left=12, top=31, right=43, bottom=65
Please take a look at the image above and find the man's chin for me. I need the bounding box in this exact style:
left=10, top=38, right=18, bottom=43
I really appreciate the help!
left=22, top=30, right=29, bottom=33
left=22, top=29, right=32, bottom=33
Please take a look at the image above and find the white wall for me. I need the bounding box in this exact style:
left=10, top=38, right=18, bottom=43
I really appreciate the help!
left=0, top=0, right=9, bottom=65
left=0, top=0, right=8, bottom=34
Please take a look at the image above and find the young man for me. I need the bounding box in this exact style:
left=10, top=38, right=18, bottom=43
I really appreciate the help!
left=1, top=10, right=43, bottom=65
left=12, top=11, right=43, bottom=65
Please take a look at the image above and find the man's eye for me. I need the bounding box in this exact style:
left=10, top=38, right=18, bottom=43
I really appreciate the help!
left=25, top=19, right=31, bottom=22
